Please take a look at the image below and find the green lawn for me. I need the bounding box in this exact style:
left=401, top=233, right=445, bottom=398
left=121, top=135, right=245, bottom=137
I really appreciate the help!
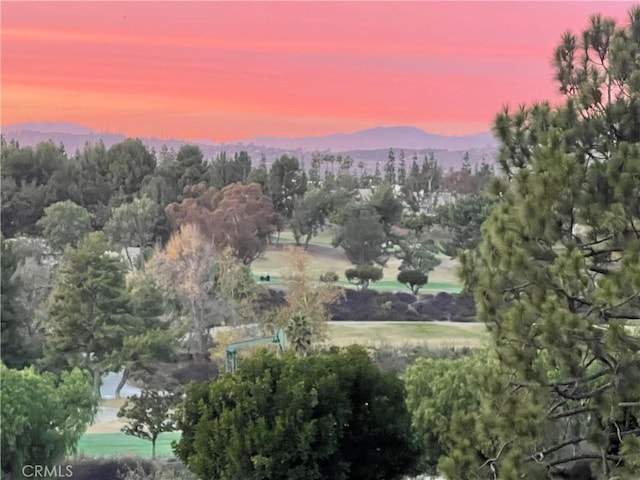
left=329, top=322, right=488, bottom=348
left=77, top=432, right=181, bottom=459
left=348, top=279, right=461, bottom=293
left=251, top=273, right=461, bottom=293
left=272, top=234, right=333, bottom=247
left=254, top=231, right=463, bottom=294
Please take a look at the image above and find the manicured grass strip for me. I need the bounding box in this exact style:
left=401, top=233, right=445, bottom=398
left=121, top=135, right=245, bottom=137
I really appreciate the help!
left=272, top=236, right=334, bottom=247
left=251, top=274, right=284, bottom=284
left=251, top=274, right=462, bottom=294
left=347, top=280, right=462, bottom=293
left=77, top=432, right=181, bottom=459
left=329, top=322, right=488, bottom=347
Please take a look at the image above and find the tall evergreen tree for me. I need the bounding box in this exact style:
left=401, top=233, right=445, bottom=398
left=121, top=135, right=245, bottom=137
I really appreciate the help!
left=397, top=149, right=407, bottom=185
left=373, top=161, right=382, bottom=185
left=385, top=148, right=396, bottom=184
left=268, top=155, right=307, bottom=219
left=308, top=153, right=323, bottom=185
left=420, top=152, right=442, bottom=195
left=106, top=138, right=156, bottom=201
left=369, top=183, right=403, bottom=245
left=448, top=8, right=640, bottom=478
left=73, top=141, right=112, bottom=229
left=45, top=232, right=135, bottom=396
left=0, top=236, right=29, bottom=368
left=209, top=150, right=252, bottom=189
left=333, top=203, right=388, bottom=266
left=175, top=144, right=208, bottom=191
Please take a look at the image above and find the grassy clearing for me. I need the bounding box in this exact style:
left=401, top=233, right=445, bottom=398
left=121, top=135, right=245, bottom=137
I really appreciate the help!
left=77, top=432, right=181, bottom=459
left=253, top=234, right=462, bottom=293
left=328, top=322, right=488, bottom=348
left=100, top=398, right=127, bottom=409
left=273, top=227, right=337, bottom=246
left=82, top=321, right=485, bottom=454
left=252, top=248, right=348, bottom=279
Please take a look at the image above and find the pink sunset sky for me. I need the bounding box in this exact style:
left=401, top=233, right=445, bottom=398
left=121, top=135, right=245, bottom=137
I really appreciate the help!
left=1, top=1, right=636, bottom=142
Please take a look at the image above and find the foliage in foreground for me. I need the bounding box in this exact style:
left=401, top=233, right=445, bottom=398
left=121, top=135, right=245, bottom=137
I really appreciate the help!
left=449, top=8, right=640, bottom=478
left=1, top=365, right=98, bottom=479
left=174, top=346, right=420, bottom=480
left=67, top=455, right=196, bottom=480
left=118, top=390, right=181, bottom=459
left=404, top=350, right=489, bottom=474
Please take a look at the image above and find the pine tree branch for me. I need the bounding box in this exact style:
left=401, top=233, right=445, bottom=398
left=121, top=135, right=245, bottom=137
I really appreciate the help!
left=478, top=441, right=510, bottom=472
left=547, top=453, right=621, bottom=468
left=549, top=367, right=611, bottom=387
left=550, top=406, right=595, bottom=419
left=578, top=235, right=614, bottom=248
left=611, top=292, right=640, bottom=310
left=553, top=381, right=612, bottom=401
left=582, top=247, right=624, bottom=258
left=547, top=398, right=568, bottom=416
left=602, top=312, right=640, bottom=320
left=588, top=265, right=614, bottom=275
left=527, top=436, right=588, bottom=462
left=502, top=282, right=532, bottom=293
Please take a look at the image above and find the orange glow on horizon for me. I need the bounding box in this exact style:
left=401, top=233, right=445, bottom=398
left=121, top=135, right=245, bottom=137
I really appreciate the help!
left=1, top=1, right=635, bottom=142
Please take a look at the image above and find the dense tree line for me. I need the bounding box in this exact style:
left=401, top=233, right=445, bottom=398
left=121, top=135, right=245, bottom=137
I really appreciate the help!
left=6, top=7, right=636, bottom=480
left=1, top=134, right=493, bottom=249
left=0, top=95, right=499, bottom=480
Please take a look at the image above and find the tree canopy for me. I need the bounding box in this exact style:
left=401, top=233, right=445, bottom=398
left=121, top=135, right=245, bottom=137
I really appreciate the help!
left=1, top=236, right=29, bottom=368
left=174, top=346, right=420, bottom=480
left=106, top=138, right=156, bottom=199
left=104, top=195, right=160, bottom=270
left=369, top=182, right=403, bottom=243
left=1, top=365, right=98, bottom=478
left=166, top=182, right=280, bottom=264
left=434, top=194, right=496, bottom=258
left=36, top=200, right=92, bottom=252
left=118, top=389, right=180, bottom=459
left=45, top=232, right=135, bottom=395
left=404, top=350, right=488, bottom=474
left=345, top=264, right=384, bottom=290
left=449, top=8, right=640, bottom=478
left=269, top=247, right=342, bottom=354
left=333, top=203, right=388, bottom=266
left=268, top=154, right=308, bottom=219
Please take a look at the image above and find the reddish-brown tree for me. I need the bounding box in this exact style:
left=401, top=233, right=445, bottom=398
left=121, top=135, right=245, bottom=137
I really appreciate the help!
left=165, top=182, right=280, bottom=264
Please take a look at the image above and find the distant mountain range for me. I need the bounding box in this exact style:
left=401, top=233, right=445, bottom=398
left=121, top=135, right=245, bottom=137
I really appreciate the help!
left=1, top=122, right=498, bottom=170
left=240, top=126, right=497, bottom=151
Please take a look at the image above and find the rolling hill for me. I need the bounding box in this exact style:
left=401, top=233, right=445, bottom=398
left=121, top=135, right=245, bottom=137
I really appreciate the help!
left=1, top=122, right=497, bottom=170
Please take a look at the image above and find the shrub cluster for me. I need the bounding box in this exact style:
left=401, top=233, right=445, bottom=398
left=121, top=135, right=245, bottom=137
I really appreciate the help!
left=369, top=344, right=474, bottom=376
left=67, top=456, right=197, bottom=480
left=329, top=290, right=476, bottom=322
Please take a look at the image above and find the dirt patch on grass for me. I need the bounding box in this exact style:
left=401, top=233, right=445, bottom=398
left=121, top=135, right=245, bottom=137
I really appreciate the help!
left=100, top=398, right=127, bottom=409
left=87, top=401, right=128, bottom=434
left=86, top=420, right=128, bottom=434
left=328, top=322, right=487, bottom=348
